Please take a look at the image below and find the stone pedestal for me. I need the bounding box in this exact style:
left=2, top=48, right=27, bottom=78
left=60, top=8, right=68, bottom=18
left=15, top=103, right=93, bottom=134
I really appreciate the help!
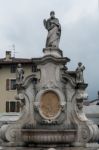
left=43, top=48, right=63, bottom=57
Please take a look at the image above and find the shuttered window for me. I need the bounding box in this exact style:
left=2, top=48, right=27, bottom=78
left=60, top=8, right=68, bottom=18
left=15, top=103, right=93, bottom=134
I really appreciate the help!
left=16, top=101, right=20, bottom=112
left=6, top=101, right=9, bottom=112
left=11, top=80, right=16, bottom=90
left=6, top=79, right=16, bottom=90
left=10, top=64, right=16, bottom=73
left=6, top=101, right=20, bottom=112
left=6, top=79, right=9, bottom=90
left=10, top=102, right=16, bottom=112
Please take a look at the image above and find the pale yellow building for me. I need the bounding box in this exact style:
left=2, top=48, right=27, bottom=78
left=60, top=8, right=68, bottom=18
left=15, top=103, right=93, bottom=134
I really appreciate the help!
left=0, top=51, right=36, bottom=112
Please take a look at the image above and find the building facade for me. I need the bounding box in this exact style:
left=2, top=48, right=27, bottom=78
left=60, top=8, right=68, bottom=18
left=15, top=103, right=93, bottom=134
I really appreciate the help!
left=0, top=51, right=36, bottom=112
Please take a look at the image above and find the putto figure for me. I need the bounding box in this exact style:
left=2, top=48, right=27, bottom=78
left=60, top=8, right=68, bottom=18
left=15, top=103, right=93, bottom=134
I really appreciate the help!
left=76, top=62, right=85, bottom=83
left=43, top=11, right=61, bottom=48
left=16, top=63, right=24, bottom=84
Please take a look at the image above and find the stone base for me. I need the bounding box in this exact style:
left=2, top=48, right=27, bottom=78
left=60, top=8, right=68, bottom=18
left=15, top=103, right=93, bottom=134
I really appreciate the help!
left=1, top=146, right=99, bottom=150
left=2, top=141, right=99, bottom=149
left=43, top=48, right=63, bottom=57
left=21, top=129, right=77, bottom=144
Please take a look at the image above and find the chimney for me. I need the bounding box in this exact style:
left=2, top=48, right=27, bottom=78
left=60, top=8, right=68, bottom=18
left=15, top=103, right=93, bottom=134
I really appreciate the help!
left=5, top=51, right=11, bottom=60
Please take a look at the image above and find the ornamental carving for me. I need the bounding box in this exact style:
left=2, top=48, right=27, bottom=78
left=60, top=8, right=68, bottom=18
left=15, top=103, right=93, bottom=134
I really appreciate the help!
left=40, top=91, right=60, bottom=119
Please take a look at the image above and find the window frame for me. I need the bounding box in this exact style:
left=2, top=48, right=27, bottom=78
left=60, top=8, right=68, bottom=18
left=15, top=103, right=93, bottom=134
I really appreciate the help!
left=6, top=79, right=16, bottom=91
left=10, top=64, right=17, bottom=73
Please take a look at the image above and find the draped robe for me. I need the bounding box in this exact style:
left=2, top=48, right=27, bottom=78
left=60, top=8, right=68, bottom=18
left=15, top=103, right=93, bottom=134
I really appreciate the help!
left=45, top=17, right=61, bottom=48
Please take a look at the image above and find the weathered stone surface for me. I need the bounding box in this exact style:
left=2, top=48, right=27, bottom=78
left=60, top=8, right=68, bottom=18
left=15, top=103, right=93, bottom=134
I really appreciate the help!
left=40, top=91, right=60, bottom=118
left=1, top=146, right=99, bottom=150
left=43, top=48, right=63, bottom=57
left=0, top=53, right=98, bottom=146
left=43, top=11, right=61, bottom=49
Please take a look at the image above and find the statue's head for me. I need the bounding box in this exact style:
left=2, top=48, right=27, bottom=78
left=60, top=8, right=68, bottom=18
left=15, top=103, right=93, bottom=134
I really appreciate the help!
left=50, top=11, right=55, bottom=18
left=78, top=62, right=82, bottom=66
left=18, top=63, right=22, bottom=68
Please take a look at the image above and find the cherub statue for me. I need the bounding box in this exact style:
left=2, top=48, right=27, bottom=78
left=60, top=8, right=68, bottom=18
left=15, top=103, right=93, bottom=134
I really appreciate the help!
left=16, top=63, right=24, bottom=84
left=76, top=62, right=85, bottom=83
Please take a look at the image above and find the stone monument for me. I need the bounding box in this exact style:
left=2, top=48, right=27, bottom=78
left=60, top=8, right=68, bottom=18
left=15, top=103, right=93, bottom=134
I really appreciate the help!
left=0, top=11, right=99, bottom=148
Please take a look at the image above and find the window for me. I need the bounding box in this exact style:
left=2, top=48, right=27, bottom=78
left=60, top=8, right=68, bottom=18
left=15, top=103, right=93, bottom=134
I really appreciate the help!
left=10, top=102, right=16, bottom=112
left=6, top=101, right=20, bottom=112
left=32, top=64, right=37, bottom=72
left=6, top=79, right=16, bottom=90
left=11, top=79, right=16, bottom=90
left=0, top=65, right=2, bottom=69
left=11, top=64, right=16, bottom=73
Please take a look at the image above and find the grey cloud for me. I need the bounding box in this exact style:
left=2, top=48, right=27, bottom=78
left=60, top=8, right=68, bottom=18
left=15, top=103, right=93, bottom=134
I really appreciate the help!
left=0, top=0, right=98, bottom=99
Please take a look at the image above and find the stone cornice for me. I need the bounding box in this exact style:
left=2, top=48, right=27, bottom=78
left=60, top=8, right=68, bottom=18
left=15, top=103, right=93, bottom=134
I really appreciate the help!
left=32, top=55, right=70, bottom=65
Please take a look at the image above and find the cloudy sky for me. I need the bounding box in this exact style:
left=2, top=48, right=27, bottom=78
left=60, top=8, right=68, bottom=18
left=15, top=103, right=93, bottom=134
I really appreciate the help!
left=0, top=0, right=99, bottom=100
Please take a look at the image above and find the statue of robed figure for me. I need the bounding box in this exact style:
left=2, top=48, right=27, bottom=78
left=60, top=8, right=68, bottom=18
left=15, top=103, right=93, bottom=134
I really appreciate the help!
left=43, top=11, right=61, bottom=48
